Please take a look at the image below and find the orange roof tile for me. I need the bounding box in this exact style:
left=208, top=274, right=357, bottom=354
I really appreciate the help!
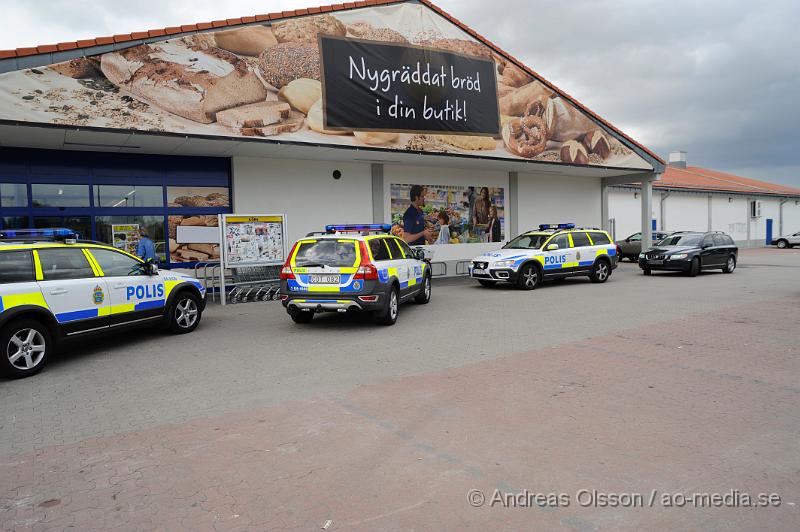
left=648, top=166, right=800, bottom=196
left=0, top=0, right=662, bottom=165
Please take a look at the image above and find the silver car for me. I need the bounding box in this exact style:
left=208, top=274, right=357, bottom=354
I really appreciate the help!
left=772, top=232, right=800, bottom=249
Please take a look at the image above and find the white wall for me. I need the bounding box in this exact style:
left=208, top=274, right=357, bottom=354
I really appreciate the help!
left=517, top=173, right=601, bottom=234
left=383, top=164, right=510, bottom=262
left=232, top=156, right=373, bottom=245
left=610, top=187, right=800, bottom=247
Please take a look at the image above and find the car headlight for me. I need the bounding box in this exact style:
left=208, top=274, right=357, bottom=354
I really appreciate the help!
left=493, top=259, right=515, bottom=268
left=638, top=252, right=645, bottom=258
left=670, top=253, right=688, bottom=260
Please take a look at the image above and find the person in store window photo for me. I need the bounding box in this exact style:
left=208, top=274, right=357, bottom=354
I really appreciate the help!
left=402, top=184, right=432, bottom=246
left=434, top=211, right=451, bottom=245
left=487, top=205, right=501, bottom=243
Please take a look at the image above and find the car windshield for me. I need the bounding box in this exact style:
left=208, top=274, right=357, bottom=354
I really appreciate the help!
left=294, top=240, right=357, bottom=267
left=503, top=234, right=549, bottom=249
left=658, top=234, right=703, bottom=246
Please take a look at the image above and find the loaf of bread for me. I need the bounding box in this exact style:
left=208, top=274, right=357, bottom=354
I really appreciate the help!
left=240, top=111, right=304, bottom=136
left=214, top=26, right=277, bottom=56
left=216, top=101, right=291, bottom=129
left=258, top=42, right=320, bottom=88
left=101, top=41, right=268, bottom=123
left=272, top=14, right=346, bottom=43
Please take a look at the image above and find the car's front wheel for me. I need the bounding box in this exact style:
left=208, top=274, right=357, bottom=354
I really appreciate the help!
left=590, top=260, right=611, bottom=283
left=687, top=257, right=700, bottom=277
left=776, top=239, right=788, bottom=249
left=168, top=292, right=202, bottom=334
left=0, top=319, right=51, bottom=379
left=414, top=275, right=432, bottom=304
left=517, top=263, right=540, bottom=290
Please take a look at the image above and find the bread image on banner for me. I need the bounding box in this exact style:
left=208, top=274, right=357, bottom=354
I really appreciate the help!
left=101, top=40, right=267, bottom=123
left=0, top=3, right=652, bottom=171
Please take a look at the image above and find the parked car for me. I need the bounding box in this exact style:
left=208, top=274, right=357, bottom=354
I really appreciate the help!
left=617, top=231, right=670, bottom=261
left=639, top=231, right=738, bottom=277
left=771, top=232, right=800, bottom=249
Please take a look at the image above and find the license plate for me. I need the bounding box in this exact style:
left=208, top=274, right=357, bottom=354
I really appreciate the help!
left=649, top=259, right=663, bottom=265
left=309, top=274, right=340, bottom=284
left=473, top=268, right=486, bottom=275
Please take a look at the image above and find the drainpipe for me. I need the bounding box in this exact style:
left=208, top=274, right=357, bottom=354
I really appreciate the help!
left=779, top=198, right=788, bottom=237
left=745, top=197, right=751, bottom=247
left=708, top=194, right=713, bottom=231
left=659, top=190, right=670, bottom=231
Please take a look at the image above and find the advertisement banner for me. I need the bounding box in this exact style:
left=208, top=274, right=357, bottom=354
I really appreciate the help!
left=111, top=224, right=140, bottom=255
left=319, top=35, right=499, bottom=135
left=390, top=184, right=504, bottom=245
left=0, top=4, right=651, bottom=170
left=221, top=214, right=286, bottom=267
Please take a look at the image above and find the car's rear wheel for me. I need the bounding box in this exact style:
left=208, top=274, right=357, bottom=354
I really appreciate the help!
left=415, top=275, right=432, bottom=304
left=168, top=292, right=202, bottom=334
left=776, top=239, right=788, bottom=249
left=722, top=255, right=736, bottom=273
left=687, top=257, right=700, bottom=277
left=376, top=287, right=399, bottom=325
left=478, top=279, right=497, bottom=287
left=0, top=319, right=51, bottom=379
left=517, top=263, right=540, bottom=290
left=289, top=310, right=314, bottom=324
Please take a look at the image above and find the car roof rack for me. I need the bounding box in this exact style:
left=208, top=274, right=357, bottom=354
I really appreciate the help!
left=325, top=223, right=392, bottom=235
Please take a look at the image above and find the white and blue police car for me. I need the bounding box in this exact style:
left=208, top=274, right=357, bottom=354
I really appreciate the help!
left=469, top=223, right=618, bottom=290
left=0, top=229, right=206, bottom=378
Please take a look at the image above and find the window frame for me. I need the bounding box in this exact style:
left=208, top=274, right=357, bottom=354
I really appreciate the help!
left=368, top=238, right=391, bottom=262
left=89, top=247, right=146, bottom=277
left=570, top=232, right=592, bottom=248
left=36, top=247, right=97, bottom=281
left=0, top=250, right=36, bottom=284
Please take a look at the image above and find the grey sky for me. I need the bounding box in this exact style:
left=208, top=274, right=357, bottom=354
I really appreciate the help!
left=1, top=0, right=798, bottom=186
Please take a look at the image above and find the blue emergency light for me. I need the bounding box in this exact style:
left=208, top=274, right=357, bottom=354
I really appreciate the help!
left=0, top=228, right=79, bottom=240
left=538, top=223, right=575, bottom=231
left=325, top=224, right=392, bottom=234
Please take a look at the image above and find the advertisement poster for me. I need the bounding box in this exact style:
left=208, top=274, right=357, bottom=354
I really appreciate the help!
left=390, top=184, right=504, bottom=245
left=168, top=215, right=220, bottom=263
left=222, top=215, right=286, bottom=267
left=0, top=3, right=650, bottom=170
left=167, top=187, right=230, bottom=208
left=111, top=224, right=140, bottom=255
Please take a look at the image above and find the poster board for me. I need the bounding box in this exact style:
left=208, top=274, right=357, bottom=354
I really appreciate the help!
left=220, top=214, right=287, bottom=268
left=111, top=224, right=139, bottom=255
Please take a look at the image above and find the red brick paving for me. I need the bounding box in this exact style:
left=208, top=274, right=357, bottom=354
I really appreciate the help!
left=1, top=297, right=799, bottom=531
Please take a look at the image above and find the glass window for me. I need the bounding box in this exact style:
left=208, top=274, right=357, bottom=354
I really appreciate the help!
left=37, top=248, right=95, bottom=280
left=548, top=234, right=570, bottom=249
left=369, top=239, right=391, bottom=261
left=725, top=235, right=735, bottom=245
left=294, top=240, right=357, bottom=267
left=702, top=235, right=715, bottom=248
left=0, top=251, right=35, bottom=283
left=95, top=185, right=164, bottom=207
left=589, top=232, right=611, bottom=245
left=627, top=233, right=642, bottom=242
left=33, top=216, right=91, bottom=240
left=0, top=183, right=28, bottom=207
left=571, top=232, right=592, bottom=247
left=90, top=248, right=145, bottom=277
left=385, top=238, right=403, bottom=259
left=660, top=233, right=703, bottom=246
left=396, top=239, right=413, bottom=258
left=712, top=234, right=726, bottom=246
left=2, top=216, right=29, bottom=230
left=167, top=187, right=229, bottom=208
left=31, top=184, right=90, bottom=207
left=504, top=233, right=549, bottom=250
left=95, top=216, right=166, bottom=261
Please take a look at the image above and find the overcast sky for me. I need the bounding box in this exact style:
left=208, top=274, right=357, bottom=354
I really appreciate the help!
left=1, top=0, right=798, bottom=186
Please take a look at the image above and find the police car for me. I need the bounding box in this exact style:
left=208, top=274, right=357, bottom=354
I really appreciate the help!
left=0, top=229, right=206, bottom=378
left=469, top=223, right=617, bottom=289
left=280, top=224, right=431, bottom=325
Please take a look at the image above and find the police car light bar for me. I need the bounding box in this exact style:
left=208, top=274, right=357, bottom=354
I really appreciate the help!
left=0, top=228, right=79, bottom=240
left=538, top=223, right=575, bottom=231
left=325, top=224, right=392, bottom=234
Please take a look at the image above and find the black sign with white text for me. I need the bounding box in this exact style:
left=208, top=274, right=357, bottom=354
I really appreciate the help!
left=319, top=35, right=500, bottom=135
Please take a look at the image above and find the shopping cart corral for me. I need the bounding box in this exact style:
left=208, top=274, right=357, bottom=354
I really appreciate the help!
left=194, top=261, right=281, bottom=304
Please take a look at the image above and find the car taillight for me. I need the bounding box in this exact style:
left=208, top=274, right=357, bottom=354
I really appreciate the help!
left=354, top=241, right=379, bottom=280
left=280, top=244, right=297, bottom=280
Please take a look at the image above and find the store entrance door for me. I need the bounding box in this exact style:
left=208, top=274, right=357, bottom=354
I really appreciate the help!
left=34, top=216, right=92, bottom=239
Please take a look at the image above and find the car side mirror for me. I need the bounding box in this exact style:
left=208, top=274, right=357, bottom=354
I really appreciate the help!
left=547, top=243, right=559, bottom=251
left=144, top=261, right=158, bottom=275
left=412, top=247, right=427, bottom=261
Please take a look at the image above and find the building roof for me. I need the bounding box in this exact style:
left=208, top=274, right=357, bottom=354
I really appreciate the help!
left=640, top=166, right=800, bottom=197
left=0, top=0, right=663, bottom=167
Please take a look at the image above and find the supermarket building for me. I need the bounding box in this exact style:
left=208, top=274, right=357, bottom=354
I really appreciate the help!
left=0, top=0, right=683, bottom=271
